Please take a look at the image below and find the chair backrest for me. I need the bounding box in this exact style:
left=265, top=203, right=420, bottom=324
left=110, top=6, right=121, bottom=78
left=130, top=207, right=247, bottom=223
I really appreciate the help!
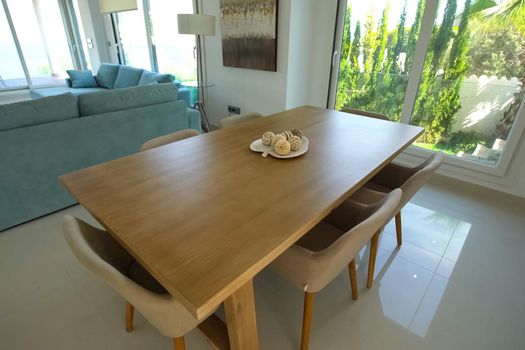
left=140, top=128, right=200, bottom=151
left=219, top=112, right=263, bottom=128
left=399, top=153, right=443, bottom=208
left=342, top=107, right=390, bottom=121
left=303, top=189, right=402, bottom=292
left=63, top=215, right=210, bottom=337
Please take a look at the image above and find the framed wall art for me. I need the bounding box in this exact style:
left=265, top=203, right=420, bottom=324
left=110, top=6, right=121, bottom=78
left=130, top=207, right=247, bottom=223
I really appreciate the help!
left=220, top=0, right=278, bottom=71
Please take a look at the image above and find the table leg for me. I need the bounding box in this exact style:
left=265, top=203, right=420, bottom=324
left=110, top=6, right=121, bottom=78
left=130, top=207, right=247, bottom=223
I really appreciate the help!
left=224, top=280, right=259, bottom=350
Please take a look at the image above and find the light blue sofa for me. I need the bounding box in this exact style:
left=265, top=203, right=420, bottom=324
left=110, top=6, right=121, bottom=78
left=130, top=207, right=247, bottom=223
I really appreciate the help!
left=30, top=63, right=193, bottom=107
left=0, top=83, right=201, bottom=231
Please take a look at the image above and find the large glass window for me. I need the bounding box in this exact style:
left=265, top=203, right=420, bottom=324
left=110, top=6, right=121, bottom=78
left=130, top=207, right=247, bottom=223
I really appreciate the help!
left=335, top=0, right=424, bottom=121
left=71, top=0, right=92, bottom=70
left=333, top=0, right=525, bottom=168
left=0, top=6, right=27, bottom=89
left=113, top=1, right=152, bottom=69
left=0, top=0, right=87, bottom=90
left=411, top=0, right=525, bottom=165
left=6, top=0, right=74, bottom=86
left=112, top=0, right=197, bottom=82
left=149, top=0, right=197, bottom=81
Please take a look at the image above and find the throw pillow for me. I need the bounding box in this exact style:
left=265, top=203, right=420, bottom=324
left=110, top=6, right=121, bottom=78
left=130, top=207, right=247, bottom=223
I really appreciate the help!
left=138, top=71, right=174, bottom=86
left=95, top=63, right=120, bottom=89
left=113, top=65, right=144, bottom=88
left=66, top=70, right=98, bottom=88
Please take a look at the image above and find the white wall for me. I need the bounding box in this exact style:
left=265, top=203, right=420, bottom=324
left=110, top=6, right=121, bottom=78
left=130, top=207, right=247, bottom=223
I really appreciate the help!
left=201, top=0, right=338, bottom=125
left=285, top=0, right=315, bottom=109
left=452, top=76, right=521, bottom=136
left=201, top=0, right=292, bottom=125
left=307, top=0, right=338, bottom=108
left=285, top=0, right=337, bottom=109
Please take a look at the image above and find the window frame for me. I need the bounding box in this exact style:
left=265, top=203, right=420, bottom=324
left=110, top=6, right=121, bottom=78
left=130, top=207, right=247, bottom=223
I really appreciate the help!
left=0, top=0, right=88, bottom=91
left=327, top=0, right=525, bottom=178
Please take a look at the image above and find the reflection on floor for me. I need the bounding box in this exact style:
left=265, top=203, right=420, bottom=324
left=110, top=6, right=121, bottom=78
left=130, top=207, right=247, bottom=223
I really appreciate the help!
left=1, top=176, right=524, bottom=349
left=373, top=203, right=470, bottom=337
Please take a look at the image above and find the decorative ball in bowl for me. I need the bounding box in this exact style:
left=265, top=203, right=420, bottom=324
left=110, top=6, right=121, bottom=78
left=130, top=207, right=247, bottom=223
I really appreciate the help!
left=250, top=129, right=309, bottom=159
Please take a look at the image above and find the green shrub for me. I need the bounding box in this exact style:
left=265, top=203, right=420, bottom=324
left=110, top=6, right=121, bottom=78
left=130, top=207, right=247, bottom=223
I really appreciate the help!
left=437, top=131, right=490, bottom=154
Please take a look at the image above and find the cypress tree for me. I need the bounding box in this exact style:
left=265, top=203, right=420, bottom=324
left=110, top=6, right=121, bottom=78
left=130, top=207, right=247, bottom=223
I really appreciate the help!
left=391, top=1, right=407, bottom=74
left=348, top=21, right=362, bottom=104
left=430, top=0, right=472, bottom=141
left=405, top=0, right=425, bottom=72
left=432, top=0, right=457, bottom=68
left=336, top=7, right=352, bottom=110
left=414, top=0, right=458, bottom=133
left=372, top=4, right=390, bottom=75
left=341, top=6, right=352, bottom=60
left=362, top=12, right=377, bottom=75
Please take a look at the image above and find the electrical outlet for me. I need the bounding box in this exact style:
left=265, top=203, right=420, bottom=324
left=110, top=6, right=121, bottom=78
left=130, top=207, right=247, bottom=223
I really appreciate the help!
left=228, top=105, right=241, bottom=114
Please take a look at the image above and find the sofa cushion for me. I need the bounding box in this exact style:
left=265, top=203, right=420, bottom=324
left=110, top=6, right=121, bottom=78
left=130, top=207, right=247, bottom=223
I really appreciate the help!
left=95, top=63, right=120, bottom=89
left=78, top=83, right=179, bottom=116
left=138, top=71, right=174, bottom=86
left=67, top=70, right=98, bottom=88
left=31, top=86, right=106, bottom=99
left=114, top=65, right=144, bottom=88
left=0, top=93, right=79, bottom=131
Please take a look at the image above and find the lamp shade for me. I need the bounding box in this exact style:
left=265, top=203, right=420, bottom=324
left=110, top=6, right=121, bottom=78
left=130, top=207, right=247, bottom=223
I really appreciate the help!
left=177, top=14, right=216, bottom=36
left=99, top=0, right=137, bottom=14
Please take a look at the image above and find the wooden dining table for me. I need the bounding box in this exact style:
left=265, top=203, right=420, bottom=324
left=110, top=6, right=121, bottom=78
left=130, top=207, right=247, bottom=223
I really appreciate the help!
left=60, top=105, right=423, bottom=349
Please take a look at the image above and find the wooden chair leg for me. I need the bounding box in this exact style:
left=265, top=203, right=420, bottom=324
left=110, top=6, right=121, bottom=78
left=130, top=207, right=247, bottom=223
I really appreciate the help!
left=395, top=211, right=402, bottom=246
left=300, top=292, right=315, bottom=350
left=348, top=259, right=358, bottom=300
left=367, top=230, right=380, bottom=288
left=126, top=302, right=134, bottom=333
left=173, top=336, right=186, bottom=350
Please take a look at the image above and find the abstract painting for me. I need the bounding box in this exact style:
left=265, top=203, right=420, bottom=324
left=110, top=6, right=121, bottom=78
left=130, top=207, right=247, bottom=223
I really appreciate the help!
left=220, top=0, right=278, bottom=71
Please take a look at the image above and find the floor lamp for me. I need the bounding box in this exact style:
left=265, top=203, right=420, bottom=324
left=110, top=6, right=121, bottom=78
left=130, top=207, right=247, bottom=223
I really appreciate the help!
left=177, top=14, right=215, bottom=132
left=99, top=0, right=138, bottom=13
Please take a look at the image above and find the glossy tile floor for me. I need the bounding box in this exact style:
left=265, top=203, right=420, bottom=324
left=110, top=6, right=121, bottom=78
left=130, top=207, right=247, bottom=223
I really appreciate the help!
left=1, top=176, right=524, bottom=349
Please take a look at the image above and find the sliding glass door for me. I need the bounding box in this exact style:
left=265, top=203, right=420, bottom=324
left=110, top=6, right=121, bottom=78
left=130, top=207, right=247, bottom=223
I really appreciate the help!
left=335, top=0, right=423, bottom=121
left=148, top=0, right=197, bottom=81
left=410, top=0, right=525, bottom=166
left=332, top=0, right=525, bottom=170
left=0, top=0, right=88, bottom=90
left=0, top=4, right=27, bottom=89
left=6, top=0, right=73, bottom=87
left=112, top=0, right=152, bottom=69
left=111, top=0, right=197, bottom=82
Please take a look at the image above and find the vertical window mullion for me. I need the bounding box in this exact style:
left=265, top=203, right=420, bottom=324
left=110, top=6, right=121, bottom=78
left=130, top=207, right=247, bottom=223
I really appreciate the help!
left=399, top=0, right=440, bottom=124
left=142, top=0, right=157, bottom=72
left=1, top=0, right=32, bottom=88
left=62, top=0, right=87, bottom=70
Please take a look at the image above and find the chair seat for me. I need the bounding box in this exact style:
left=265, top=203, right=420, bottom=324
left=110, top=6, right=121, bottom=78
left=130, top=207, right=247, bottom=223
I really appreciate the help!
left=296, top=221, right=345, bottom=252
left=127, top=262, right=167, bottom=294
left=365, top=182, right=391, bottom=193
left=351, top=186, right=387, bottom=206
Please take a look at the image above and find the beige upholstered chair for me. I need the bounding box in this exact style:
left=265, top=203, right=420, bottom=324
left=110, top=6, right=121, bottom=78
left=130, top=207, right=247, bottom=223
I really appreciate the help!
left=341, top=107, right=391, bottom=121
left=342, top=108, right=442, bottom=247
left=219, top=112, right=263, bottom=128
left=63, top=215, right=217, bottom=350
left=271, top=189, right=402, bottom=350
left=140, top=129, right=200, bottom=151
left=354, top=153, right=444, bottom=247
